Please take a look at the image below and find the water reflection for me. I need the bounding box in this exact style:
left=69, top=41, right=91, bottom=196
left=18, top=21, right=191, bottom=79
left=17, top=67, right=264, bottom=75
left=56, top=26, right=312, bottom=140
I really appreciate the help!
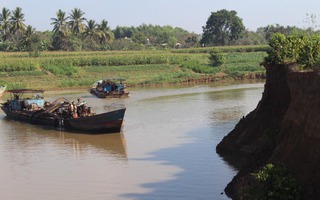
left=206, top=88, right=262, bottom=123
left=0, top=118, right=127, bottom=160
left=122, top=127, right=236, bottom=200
left=205, top=88, right=263, bottom=170
left=57, top=132, right=127, bottom=159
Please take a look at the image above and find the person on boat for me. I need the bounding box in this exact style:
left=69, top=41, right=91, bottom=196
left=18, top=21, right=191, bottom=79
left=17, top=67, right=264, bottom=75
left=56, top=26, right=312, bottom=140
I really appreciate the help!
left=69, top=101, right=75, bottom=118
left=76, top=98, right=83, bottom=117
left=117, top=83, right=124, bottom=91
left=69, top=101, right=73, bottom=112
left=96, top=82, right=103, bottom=92
left=76, top=98, right=82, bottom=106
left=71, top=101, right=78, bottom=118
left=112, top=82, right=118, bottom=92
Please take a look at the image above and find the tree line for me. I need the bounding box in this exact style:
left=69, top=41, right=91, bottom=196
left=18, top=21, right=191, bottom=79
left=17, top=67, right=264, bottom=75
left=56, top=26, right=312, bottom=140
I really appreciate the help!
left=0, top=7, right=318, bottom=53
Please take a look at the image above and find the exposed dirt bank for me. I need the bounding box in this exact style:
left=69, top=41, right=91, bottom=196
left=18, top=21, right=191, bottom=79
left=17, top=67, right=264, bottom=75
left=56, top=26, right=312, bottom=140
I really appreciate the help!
left=217, top=63, right=320, bottom=199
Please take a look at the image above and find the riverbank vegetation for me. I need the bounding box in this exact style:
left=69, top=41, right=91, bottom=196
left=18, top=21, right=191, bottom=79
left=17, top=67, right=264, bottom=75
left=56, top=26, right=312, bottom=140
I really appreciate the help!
left=0, top=46, right=266, bottom=90
left=265, top=33, right=320, bottom=69
left=240, top=163, right=301, bottom=200
left=1, top=6, right=317, bottom=91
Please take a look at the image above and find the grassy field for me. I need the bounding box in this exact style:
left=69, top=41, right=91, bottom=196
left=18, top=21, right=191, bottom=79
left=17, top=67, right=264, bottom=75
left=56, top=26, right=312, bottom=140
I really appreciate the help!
left=0, top=46, right=267, bottom=91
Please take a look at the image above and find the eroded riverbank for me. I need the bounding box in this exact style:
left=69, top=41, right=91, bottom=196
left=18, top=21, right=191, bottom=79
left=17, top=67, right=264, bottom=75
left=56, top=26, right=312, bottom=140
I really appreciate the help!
left=0, top=82, right=264, bottom=200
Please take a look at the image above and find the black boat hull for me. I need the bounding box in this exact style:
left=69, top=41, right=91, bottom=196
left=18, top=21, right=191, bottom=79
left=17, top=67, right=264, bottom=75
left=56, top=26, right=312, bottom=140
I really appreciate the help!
left=66, top=109, right=126, bottom=133
left=90, top=88, right=129, bottom=98
left=1, top=106, right=125, bottom=134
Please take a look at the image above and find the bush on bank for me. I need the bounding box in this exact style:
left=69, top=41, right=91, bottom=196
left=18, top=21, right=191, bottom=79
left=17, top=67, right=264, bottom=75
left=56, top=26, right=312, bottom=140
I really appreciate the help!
left=240, top=163, right=302, bottom=200
left=265, top=33, right=320, bottom=69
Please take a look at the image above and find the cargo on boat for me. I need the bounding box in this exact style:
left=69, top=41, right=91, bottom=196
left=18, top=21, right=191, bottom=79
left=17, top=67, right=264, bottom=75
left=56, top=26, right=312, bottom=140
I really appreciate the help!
left=1, top=89, right=126, bottom=134
left=90, top=78, right=129, bottom=98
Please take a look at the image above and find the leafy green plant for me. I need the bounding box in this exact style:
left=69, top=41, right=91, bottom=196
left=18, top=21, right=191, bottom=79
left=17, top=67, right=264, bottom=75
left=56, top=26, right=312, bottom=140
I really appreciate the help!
left=264, top=33, right=288, bottom=64
left=43, top=64, right=78, bottom=77
left=181, top=59, right=219, bottom=74
left=265, top=33, right=320, bottom=68
left=241, top=163, right=302, bottom=200
left=209, top=48, right=226, bottom=67
left=298, top=34, right=320, bottom=68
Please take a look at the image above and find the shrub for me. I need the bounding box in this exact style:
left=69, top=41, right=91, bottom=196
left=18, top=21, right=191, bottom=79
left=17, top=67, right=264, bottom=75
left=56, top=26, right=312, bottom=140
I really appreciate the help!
left=265, top=33, right=320, bottom=68
left=209, top=48, right=226, bottom=67
left=241, top=163, right=302, bottom=200
left=181, top=60, right=219, bottom=74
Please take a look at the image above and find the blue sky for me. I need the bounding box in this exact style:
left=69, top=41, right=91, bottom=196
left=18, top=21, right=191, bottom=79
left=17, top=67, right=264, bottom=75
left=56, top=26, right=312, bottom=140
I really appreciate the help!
left=1, top=0, right=320, bottom=33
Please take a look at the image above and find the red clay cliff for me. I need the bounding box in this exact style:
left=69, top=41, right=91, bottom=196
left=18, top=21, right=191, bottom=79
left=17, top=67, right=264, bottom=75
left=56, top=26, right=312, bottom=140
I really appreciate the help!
left=217, top=63, right=320, bottom=199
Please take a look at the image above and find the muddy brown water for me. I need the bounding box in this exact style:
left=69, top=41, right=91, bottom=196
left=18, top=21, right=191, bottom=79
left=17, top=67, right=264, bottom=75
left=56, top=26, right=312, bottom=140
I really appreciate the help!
left=0, top=81, right=264, bottom=200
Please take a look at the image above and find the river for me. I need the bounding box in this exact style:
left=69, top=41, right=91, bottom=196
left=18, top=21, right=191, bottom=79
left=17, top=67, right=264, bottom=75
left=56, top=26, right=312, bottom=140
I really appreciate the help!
left=0, top=81, right=264, bottom=200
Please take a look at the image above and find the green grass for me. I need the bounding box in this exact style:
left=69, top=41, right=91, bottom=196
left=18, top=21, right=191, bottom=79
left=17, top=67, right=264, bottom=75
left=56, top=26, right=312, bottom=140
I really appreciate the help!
left=181, top=60, right=220, bottom=74
left=225, top=52, right=267, bottom=63
left=43, top=64, right=79, bottom=77
left=0, top=46, right=267, bottom=90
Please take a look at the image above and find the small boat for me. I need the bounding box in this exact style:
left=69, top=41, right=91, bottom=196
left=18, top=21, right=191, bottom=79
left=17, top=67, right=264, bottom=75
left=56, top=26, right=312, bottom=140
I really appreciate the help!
left=90, top=78, right=129, bottom=98
left=1, top=89, right=126, bottom=134
left=0, top=85, right=7, bottom=97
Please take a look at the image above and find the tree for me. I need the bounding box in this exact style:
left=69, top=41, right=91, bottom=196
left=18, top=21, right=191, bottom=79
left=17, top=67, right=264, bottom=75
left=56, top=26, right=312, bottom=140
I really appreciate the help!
left=51, top=9, right=69, bottom=50
left=51, top=9, right=69, bottom=37
left=97, top=20, right=114, bottom=44
left=132, top=31, right=147, bottom=44
left=36, top=31, right=53, bottom=51
left=69, top=8, right=86, bottom=35
left=20, top=25, right=42, bottom=56
left=256, top=24, right=298, bottom=41
left=10, top=7, right=26, bottom=35
left=83, top=19, right=99, bottom=40
left=113, top=26, right=136, bottom=39
left=201, top=9, right=245, bottom=46
left=82, top=19, right=100, bottom=50
left=19, top=25, right=35, bottom=50
left=184, top=34, right=200, bottom=47
left=232, top=29, right=266, bottom=45
left=0, top=7, right=12, bottom=40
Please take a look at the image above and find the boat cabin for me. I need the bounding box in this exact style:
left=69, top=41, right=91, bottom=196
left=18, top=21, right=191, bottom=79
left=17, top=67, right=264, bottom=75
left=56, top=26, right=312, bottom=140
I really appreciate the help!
left=6, top=89, right=45, bottom=111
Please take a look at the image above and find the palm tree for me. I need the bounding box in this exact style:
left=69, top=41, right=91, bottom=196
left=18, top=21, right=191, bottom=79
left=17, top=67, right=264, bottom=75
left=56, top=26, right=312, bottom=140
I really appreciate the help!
left=51, top=9, right=69, bottom=37
left=0, top=7, right=12, bottom=40
left=69, top=8, right=86, bottom=35
left=19, top=25, right=36, bottom=51
left=98, top=19, right=110, bottom=32
left=83, top=19, right=99, bottom=40
left=51, top=9, right=70, bottom=50
left=10, top=7, right=26, bottom=35
left=98, top=19, right=114, bottom=44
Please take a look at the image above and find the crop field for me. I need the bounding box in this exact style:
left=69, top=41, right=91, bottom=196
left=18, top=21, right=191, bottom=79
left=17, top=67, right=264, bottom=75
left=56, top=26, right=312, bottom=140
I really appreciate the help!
left=0, top=45, right=267, bottom=90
